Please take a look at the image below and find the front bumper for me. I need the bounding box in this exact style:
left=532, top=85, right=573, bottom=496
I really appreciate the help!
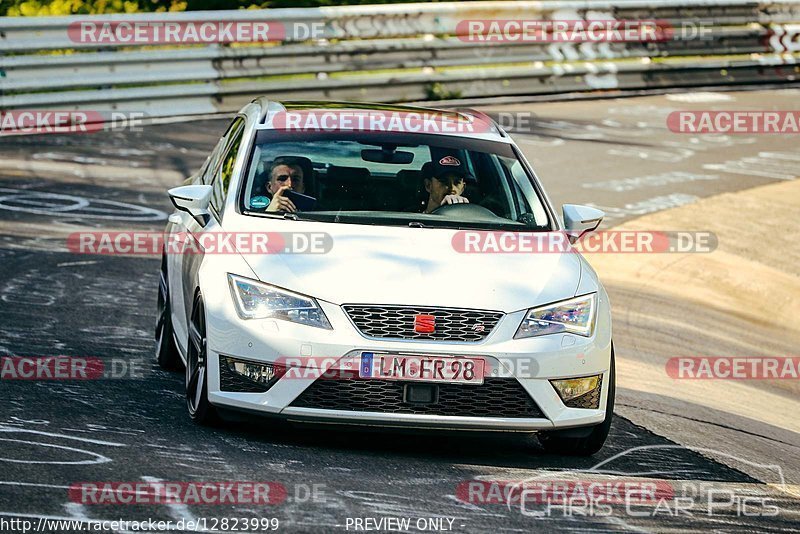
left=204, top=296, right=613, bottom=432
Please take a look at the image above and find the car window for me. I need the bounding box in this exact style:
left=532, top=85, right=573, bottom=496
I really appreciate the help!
left=209, top=119, right=245, bottom=217
left=509, top=159, right=548, bottom=226
left=202, top=118, right=243, bottom=185
left=241, top=131, right=551, bottom=231
left=199, top=138, right=224, bottom=185
left=314, top=142, right=430, bottom=173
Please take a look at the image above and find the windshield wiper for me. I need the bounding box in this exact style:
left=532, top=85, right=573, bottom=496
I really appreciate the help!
left=409, top=221, right=478, bottom=230
left=242, top=210, right=315, bottom=222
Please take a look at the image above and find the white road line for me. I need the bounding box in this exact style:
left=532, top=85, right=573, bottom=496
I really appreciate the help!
left=583, top=172, right=719, bottom=192
left=0, top=425, right=127, bottom=446
left=0, top=438, right=112, bottom=465
left=141, top=476, right=200, bottom=528
left=57, top=261, right=99, bottom=268
left=0, top=480, right=158, bottom=498
left=602, top=514, right=653, bottom=533
left=586, top=194, right=699, bottom=221
left=703, top=151, right=800, bottom=180
left=0, top=481, right=72, bottom=489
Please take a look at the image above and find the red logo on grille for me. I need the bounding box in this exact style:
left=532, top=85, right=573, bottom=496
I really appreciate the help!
left=414, top=314, right=436, bottom=333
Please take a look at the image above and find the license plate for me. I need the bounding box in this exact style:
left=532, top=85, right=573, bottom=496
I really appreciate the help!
left=359, top=353, right=485, bottom=385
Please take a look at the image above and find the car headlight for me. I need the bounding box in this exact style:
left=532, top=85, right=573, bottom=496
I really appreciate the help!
left=515, top=294, right=596, bottom=339
left=228, top=274, right=332, bottom=329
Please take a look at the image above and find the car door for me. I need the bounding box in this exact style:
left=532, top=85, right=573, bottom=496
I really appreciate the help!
left=168, top=117, right=245, bottom=355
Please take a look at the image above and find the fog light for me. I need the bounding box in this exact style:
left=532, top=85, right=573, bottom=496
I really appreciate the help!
left=550, top=375, right=602, bottom=407
left=219, top=355, right=282, bottom=392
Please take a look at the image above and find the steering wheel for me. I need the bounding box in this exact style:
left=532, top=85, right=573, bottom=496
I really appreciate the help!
left=430, top=202, right=506, bottom=222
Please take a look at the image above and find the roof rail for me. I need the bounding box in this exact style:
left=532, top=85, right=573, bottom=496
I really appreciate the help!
left=457, top=108, right=506, bottom=138
left=258, top=98, right=271, bottom=123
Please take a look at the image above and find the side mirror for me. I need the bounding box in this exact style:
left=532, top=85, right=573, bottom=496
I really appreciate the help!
left=169, top=185, right=213, bottom=227
left=563, top=204, right=604, bottom=243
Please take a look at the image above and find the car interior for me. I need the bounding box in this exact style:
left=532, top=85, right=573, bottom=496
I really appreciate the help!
left=244, top=141, right=546, bottom=226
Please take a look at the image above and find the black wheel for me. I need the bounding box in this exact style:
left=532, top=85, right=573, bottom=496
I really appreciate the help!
left=186, top=294, right=218, bottom=425
left=538, top=345, right=616, bottom=456
left=155, top=255, right=181, bottom=370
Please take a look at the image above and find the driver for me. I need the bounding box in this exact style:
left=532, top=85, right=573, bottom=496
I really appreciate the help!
left=423, top=156, right=471, bottom=214
left=265, top=157, right=305, bottom=212
left=250, top=157, right=306, bottom=212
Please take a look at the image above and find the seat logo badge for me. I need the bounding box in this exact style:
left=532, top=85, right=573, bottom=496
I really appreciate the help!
left=472, top=323, right=485, bottom=332
left=414, top=314, right=436, bottom=333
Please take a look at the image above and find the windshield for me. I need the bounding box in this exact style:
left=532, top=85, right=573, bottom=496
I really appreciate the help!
left=240, top=131, right=550, bottom=231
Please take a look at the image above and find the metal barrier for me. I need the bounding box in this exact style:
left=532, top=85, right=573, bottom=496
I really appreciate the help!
left=1, top=0, right=800, bottom=117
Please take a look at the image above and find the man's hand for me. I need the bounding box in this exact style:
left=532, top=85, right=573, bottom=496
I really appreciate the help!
left=440, top=195, right=469, bottom=206
left=266, top=186, right=297, bottom=212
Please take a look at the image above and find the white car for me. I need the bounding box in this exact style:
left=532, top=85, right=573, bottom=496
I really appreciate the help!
left=156, top=99, right=614, bottom=455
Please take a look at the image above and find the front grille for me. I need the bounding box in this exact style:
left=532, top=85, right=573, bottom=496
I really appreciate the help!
left=290, top=377, right=543, bottom=418
left=343, top=305, right=503, bottom=342
left=564, top=376, right=603, bottom=409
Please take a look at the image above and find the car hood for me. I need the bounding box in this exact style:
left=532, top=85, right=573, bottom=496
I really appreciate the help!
left=226, top=217, right=583, bottom=313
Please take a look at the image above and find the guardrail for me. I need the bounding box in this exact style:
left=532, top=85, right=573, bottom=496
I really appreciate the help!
left=1, top=0, right=800, bottom=118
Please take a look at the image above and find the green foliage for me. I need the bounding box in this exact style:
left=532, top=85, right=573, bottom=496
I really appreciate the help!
left=1, top=0, right=455, bottom=16
left=2, top=0, right=187, bottom=16
left=426, top=82, right=462, bottom=100
left=262, top=0, right=439, bottom=6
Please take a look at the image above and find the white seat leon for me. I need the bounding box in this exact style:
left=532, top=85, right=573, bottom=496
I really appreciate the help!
left=155, top=99, right=614, bottom=456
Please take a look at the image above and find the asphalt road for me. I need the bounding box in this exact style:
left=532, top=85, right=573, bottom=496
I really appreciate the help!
left=0, top=88, right=798, bottom=533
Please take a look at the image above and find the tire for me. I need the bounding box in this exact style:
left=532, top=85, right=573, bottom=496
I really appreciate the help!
left=185, top=294, right=219, bottom=425
left=538, top=345, right=616, bottom=456
left=155, top=255, right=181, bottom=371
